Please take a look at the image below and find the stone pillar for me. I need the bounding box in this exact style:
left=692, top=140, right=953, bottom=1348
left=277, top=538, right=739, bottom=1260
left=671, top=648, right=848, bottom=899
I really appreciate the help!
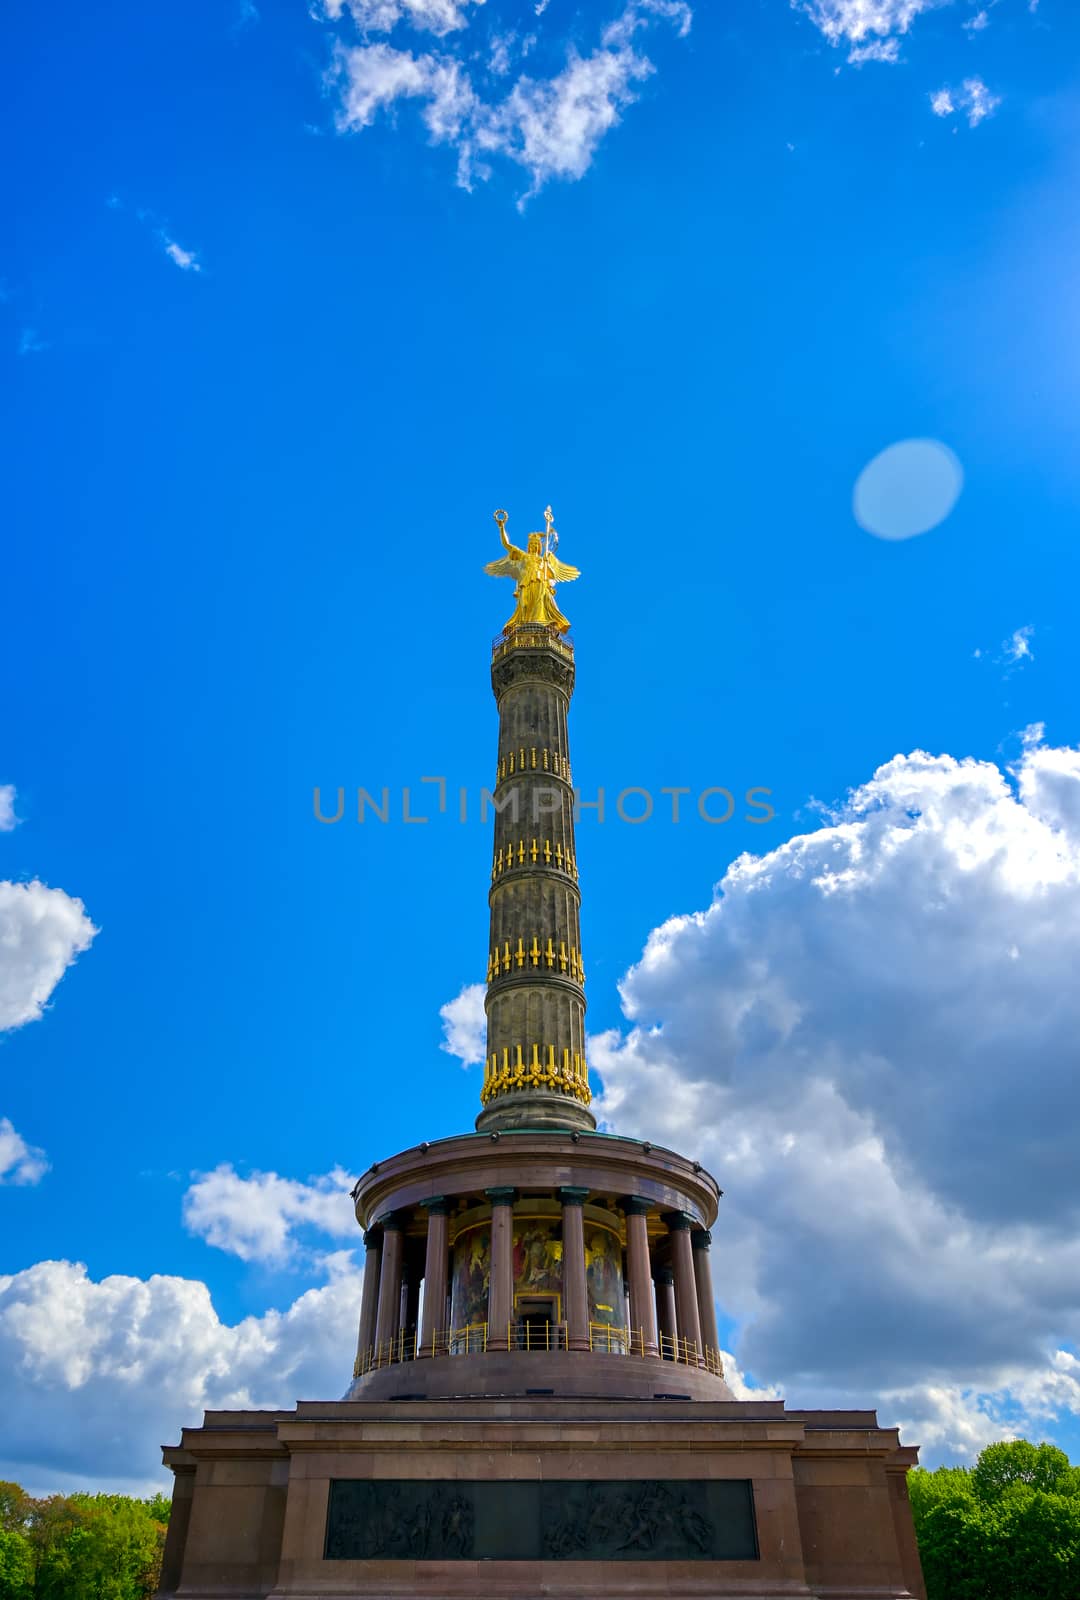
left=623, top=1197, right=659, bottom=1356
left=477, top=632, right=596, bottom=1138
left=354, top=1228, right=382, bottom=1369
left=403, top=1266, right=421, bottom=1340
left=418, top=1198, right=450, bottom=1357
left=560, top=1186, right=590, bottom=1351
left=374, top=1214, right=405, bottom=1350
left=692, top=1228, right=721, bottom=1357
left=655, top=1265, right=677, bottom=1356
left=157, top=1466, right=195, bottom=1596
left=666, top=1211, right=703, bottom=1359
left=486, top=1187, right=516, bottom=1349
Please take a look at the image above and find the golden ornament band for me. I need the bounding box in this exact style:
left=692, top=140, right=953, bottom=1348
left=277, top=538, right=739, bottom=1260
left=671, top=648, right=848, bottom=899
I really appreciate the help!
left=491, top=837, right=578, bottom=880
left=495, top=747, right=572, bottom=784
left=486, top=938, right=584, bottom=984
left=480, top=1044, right=592, bottom=1107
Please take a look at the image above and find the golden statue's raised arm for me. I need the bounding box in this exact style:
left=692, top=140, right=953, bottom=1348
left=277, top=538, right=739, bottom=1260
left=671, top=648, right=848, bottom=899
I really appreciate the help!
left=484, top=506, right=578, bottom=636
left=485, top=510, right=526, bottom=575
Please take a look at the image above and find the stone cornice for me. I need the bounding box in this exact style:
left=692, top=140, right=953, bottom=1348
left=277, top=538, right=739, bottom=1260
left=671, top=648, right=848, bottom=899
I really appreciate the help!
left=352, top=1129, right=721, bottom=1232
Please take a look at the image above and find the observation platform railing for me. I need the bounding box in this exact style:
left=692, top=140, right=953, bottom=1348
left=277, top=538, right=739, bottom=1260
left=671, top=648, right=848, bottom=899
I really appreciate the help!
left=491, top=623, right=574, bottom=665
left=354, top=1322, right=725, bottom=1380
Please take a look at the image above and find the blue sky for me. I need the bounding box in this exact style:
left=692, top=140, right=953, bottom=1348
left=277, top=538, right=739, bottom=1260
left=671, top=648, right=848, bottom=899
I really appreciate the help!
left=4, top=0, right=1080, bottom=1492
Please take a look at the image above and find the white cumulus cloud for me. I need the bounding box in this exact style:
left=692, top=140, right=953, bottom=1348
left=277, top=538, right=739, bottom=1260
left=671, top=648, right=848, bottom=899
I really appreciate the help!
left=0, top=879, right=98, bottom=1033
left=439, top=981, right=486, bottom=1066
left=183, top=1164, right=357, bottom=1264
left=593, top=732, right=1080, bottom=1458
left=0, top=1119, right=49, bottom=1187
left=0, top=1256, right=363, bottom=1494
left=324, top=0, right=691, bottom=200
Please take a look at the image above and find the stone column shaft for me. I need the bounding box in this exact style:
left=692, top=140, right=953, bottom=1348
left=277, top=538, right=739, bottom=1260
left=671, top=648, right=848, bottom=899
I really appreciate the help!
left=624, top=1199, right=658, bottom=1356
left=403, top=1270, right=421, bottom=1336
left=561, top=1186, right=590, bottom=1351
left=487, top=1187, right=515, bottom=1348
left=354, top=1229, right=382, bottom=1366
left=693, top=1228, right=721, bottom=1356
left=374, top=1219, right=405, bottom=1350
left=666, top=1213, right=703, bottom=1359
left=477, top=628, right=596, bottom=1136
left=655, top=1265, right=677, bottom=1356
left=419, top=1200, right=449, bottom=1357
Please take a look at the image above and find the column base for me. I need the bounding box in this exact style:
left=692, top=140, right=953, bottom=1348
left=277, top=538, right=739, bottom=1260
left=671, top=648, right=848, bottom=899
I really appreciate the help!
left=476, top=1092, right=597, bottom=1134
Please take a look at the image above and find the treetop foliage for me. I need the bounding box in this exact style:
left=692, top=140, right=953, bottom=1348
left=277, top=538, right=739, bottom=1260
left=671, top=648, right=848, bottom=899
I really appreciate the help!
left=0, top=1482, right=169, bottom=1600
left=910, top=1438, right=1080, bottom=1600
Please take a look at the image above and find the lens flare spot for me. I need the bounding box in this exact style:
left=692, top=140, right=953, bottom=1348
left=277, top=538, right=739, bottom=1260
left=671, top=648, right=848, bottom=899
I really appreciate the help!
left=853, top=439, right=964, bottom=541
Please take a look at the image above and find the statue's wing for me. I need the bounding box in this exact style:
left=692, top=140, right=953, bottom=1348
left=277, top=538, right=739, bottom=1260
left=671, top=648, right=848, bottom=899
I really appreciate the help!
left=484, top=556, right=524, bottom=578
left=547, top=556, right=580, bottom=583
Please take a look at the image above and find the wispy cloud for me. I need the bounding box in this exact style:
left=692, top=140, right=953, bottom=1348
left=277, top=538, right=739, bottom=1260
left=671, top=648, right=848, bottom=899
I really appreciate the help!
left=931, top=74, right=1001, bottom=126
left=18, top=328, right=48, bottom=357
left=107, top=196, right=205, bottom=274
left=848, top=37, right=901, bottom=61
left=321, top=0, right=692, bottom=202
left=322, top=0, right=479, bottom=35
left=973, top=623, right=1035, bottom=672
left=791, top=0, right=941, bottom=62
left=963, top=7, right=991, bottom=33
left=0, top=786, right=16, bottom=832
left=1004, top=624, right=1035, bottom=664
left=160, top=234, right=202, bottom=273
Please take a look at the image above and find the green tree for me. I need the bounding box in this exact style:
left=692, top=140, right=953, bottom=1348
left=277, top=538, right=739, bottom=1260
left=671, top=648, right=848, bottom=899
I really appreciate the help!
left=0, top=1529, right=35, bottom=1600
left=971, top=1438, right=1077, bottom=1500
left=993, top=1485, right=1080, bottom=1600
left=911, top=1440, right=1080, bottom=1600
left=0, top=1486, right=31, bottom=1535
left=142, top=1492, right=172, bottom=1526
left=30, top=1491, right=167, bottom=1600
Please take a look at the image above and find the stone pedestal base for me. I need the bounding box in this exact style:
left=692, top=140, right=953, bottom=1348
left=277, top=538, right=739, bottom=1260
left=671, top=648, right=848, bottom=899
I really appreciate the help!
left=157, top=1395, right=925, bottom=1600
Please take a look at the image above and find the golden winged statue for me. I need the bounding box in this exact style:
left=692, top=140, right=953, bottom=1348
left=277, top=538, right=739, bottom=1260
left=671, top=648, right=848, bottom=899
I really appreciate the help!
left=485, top=506, right=580, bottom=635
